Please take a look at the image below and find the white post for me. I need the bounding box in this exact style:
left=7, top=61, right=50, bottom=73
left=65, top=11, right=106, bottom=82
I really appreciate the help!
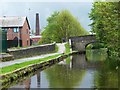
left=69, top=39, right=72, bottom=52
left=18, top=17, right=21, bottom=47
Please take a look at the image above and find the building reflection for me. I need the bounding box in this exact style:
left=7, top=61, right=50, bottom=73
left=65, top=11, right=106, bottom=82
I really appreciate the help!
left=23, top=78, right=31, bottom=90
left=36, top=69, right=41, bottom=88
left=7, top=78, right=31, bottom=89
left=6, top=70, right=41, bottom=89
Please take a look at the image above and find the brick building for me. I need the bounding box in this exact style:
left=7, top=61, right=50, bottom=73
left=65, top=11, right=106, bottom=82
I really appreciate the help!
left=0, top=16, right=30, bottom=47
left=30, top=35, right=42, bottom=44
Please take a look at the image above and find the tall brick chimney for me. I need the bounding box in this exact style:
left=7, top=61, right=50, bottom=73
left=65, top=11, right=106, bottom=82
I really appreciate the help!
left=35, top=13, right=40, bottom=35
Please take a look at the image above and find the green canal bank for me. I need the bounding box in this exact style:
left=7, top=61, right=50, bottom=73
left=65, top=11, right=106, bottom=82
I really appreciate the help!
left=0, top=43, right=80, bottom=85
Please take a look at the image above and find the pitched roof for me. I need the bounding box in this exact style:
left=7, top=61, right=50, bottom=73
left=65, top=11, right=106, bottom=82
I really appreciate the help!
left=0, top=16, right=30, bottom=29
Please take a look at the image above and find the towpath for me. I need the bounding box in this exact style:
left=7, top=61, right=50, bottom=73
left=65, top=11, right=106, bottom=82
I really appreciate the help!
left=0, top=43, right=66, bottom=68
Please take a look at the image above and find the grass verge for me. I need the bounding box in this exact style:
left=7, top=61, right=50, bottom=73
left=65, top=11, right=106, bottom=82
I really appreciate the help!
left=0, top=54, right=62, bottom=74
left=55, top=44, right=59, bottom=52
left=65, top=42, right=70, bottom=54
left=65, top=42, right=71, bottom=64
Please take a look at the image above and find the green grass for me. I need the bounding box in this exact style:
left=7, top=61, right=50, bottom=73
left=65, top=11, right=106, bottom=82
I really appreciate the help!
left=0, top=54, right=62, bottom=74
left=55, top=45, right=59, bottom=52
left=65, top=43, right=71, bottom=64
left=65, top=42, right=70, bottom=54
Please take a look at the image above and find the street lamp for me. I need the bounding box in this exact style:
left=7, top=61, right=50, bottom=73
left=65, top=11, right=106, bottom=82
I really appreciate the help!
left=18, top=26, right=19, bottom=47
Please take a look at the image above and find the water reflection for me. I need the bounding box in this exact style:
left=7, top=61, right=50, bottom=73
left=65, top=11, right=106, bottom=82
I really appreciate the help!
left=10, top=78, right=31, bottom=89
left=36, top=69, right=40, bottom=88
left=2, top=49, right=119, bottom=89
left=44, top=60, right=86, bottom=88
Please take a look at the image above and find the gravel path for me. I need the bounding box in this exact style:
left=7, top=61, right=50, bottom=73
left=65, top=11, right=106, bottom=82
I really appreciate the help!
left=57, top=43, right=66, bottom=53
left=0, top=43, right=66, bottom=68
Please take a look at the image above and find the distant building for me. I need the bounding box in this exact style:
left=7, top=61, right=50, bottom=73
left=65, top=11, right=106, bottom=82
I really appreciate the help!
left=30, top=13, right=42, bottom=45
left=30, top=35, right=42, bottom=44
left=0, top=16, right=31, bottom=47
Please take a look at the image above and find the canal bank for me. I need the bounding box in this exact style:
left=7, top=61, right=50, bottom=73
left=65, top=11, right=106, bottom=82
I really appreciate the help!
left=0, top=43, right=78, bottom=85
left=0, top=51, right=79, bottom=86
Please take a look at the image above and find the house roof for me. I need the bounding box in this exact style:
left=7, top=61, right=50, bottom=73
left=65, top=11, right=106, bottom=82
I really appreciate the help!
left=0, top=16, right=30, bottom=29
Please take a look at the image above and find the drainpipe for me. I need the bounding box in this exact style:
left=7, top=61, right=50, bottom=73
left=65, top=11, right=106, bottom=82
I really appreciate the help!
left=18, top=26, right=19, bottom=47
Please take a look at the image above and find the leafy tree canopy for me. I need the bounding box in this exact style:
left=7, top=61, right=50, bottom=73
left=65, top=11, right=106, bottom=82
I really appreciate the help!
left=89, top=2, right=119, bottom=57
left=39, top=10, right=89, bottom=44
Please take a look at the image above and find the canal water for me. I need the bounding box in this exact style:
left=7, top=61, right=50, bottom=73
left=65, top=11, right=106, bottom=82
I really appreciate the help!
left=3, top=49, right=119, bottom=89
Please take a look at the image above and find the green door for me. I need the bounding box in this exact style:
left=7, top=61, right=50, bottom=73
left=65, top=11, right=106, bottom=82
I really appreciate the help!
left=0, top=29, right=7, bottom=53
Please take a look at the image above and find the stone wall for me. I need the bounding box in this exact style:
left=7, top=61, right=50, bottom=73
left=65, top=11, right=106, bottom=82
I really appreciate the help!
left=8, top=43, right=56, bottom=59
left=69, top=35, right=97, bottom=51
left=0, top=54, right=14, bottom=62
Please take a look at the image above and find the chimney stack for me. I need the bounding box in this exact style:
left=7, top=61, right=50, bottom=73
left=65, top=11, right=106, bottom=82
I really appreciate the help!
left=35, top=13, right=40, bottom=35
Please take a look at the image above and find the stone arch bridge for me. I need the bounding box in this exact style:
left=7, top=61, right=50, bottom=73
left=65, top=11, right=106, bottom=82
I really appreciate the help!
left=69, top=35, right=97, bottom=52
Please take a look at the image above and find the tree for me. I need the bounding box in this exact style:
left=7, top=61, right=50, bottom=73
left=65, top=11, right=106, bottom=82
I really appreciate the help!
left=89, top=2, right=119, bottom=57
left=40, top=10, right=89, bottom=44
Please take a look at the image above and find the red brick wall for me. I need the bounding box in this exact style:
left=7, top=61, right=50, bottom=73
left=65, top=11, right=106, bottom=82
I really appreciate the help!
left=7, top=20, right=30, bottom=47
left=7, top=28, right=21, bottom=40
left=20, top=20, right=30, bottom=47
left=32, top=38, right=40, bottom=42
left=31, top=38, right=41, bottom=44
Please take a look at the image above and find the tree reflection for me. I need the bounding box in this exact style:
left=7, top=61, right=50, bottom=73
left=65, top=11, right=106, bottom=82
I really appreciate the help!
left=44, top=55, right=86, bottom=88
left=94, top=58, right=119, bottom=88
left=86, top=49, right=108, bottom=62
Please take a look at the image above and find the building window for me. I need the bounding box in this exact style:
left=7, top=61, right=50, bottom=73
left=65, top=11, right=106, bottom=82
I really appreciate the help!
left=2, top=28, right=8, bottom=31
left=13, top=28, right=19, bottom=33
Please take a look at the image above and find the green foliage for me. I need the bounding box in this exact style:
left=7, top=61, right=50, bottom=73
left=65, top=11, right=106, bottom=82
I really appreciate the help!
left=86, top=43, right=105, bottom=49
left=45, top=64, right=86, bottom=88
left=86, top=49, right=108, bottom=61
left=39, top=10, right=89, bottom=44
left=65, top=42, right=70, bottom=54
left=89, top=2, right=119, bottom=58
left=55, top=45, right=59, bottom=52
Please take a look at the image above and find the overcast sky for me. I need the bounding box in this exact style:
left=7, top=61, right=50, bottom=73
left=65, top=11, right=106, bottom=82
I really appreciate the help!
left=0, top=1, right=93, bottom=32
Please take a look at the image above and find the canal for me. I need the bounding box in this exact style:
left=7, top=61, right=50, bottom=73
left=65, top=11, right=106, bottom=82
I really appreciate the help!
left=2, top=49, right=119, bottom=89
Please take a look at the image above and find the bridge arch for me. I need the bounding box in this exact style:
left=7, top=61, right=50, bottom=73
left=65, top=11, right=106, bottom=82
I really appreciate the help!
left=69, top=35, right=97, bottom=52
left=85, top=41, right=98, bottom=49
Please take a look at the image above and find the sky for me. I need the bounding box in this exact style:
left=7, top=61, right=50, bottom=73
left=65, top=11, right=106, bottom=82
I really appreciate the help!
left=0, top=1, right=93, bottom=32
